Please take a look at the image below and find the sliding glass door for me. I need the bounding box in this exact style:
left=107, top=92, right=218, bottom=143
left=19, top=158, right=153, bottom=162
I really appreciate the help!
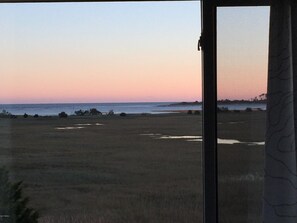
left=202, top=1, right=271, bottom=223
left=217, top=6, right=269, bottom=222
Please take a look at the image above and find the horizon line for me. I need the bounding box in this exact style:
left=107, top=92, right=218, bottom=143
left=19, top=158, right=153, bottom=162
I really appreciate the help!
left=0, top=101, right=191, bottom=105
left=0, top=97, right=266, bottom=105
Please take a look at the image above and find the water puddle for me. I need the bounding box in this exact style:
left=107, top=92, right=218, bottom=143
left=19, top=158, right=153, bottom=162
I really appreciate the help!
left=187, top=139, right=202, bottom=142
left=248, top=142, right=265, bottom=146
left=55, top=127, right=86, bottom=130
left=56, top=123, right=104, bottom=130
left=141, top=133, right=264, bottom=146
left=75, top=123, right=104, bottom=126
left=140, top=133, right=161, bottom=136
left=159, top=136, right=201, bottom=139
left=187, top=138, right=241, bottom=144
left=218, top=138, right=241, bottom=144
left=75, top=123, right=92, bottom=126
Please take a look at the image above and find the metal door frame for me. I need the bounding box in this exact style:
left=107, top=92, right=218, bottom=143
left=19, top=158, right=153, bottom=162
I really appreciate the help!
left=201, top=1, right=270, bottom=222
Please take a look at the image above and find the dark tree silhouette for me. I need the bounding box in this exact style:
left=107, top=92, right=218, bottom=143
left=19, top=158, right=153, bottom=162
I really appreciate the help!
left=58, top=112, right=68, bottom=118
left=0, top=167, right=39, bottom=223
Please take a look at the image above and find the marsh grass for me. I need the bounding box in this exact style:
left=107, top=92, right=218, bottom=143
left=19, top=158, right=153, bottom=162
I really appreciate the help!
left=218, top=112, right=265, bottom=223
left=39, top=190, right=201, bottom=223
left=0, top=112, right=265, bottom=222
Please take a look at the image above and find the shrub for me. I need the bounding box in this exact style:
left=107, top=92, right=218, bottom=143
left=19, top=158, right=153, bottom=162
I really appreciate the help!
left=245, top=107, right=252, bottom=112
left=0, top=167, right=39, bottom=223
left=75, top=109, right=102, bottom=116
left=120, top=112, right=126, bottom=117
left=108, top=110, right=114, bottom=116
left=74, top=109, right=90, bottom=116
left=0, top=110, right=12, bottom=118
left=84, top=110, right=90, bottom=116
left=33, top=114, right=39, bottom=118
left=74, top=110, right=85, bottom=116
left=89, top=108, right=102, bottom=116
left=58, top=112, right=68, bottom=118
left=23, top=113, right=28, bottom=118
left=187, top=110, right=193, bottom=115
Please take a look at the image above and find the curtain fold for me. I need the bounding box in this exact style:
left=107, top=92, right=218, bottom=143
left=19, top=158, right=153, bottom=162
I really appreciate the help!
left=263, top=0, right=297, bottom=222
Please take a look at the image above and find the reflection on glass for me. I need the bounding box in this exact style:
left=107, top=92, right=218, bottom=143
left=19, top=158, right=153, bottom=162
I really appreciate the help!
left=217, top=7, right=269, bottom=223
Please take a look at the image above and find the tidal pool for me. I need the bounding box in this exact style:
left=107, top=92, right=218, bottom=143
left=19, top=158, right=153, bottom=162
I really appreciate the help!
left=55, top=127, right=86, bottom=130
left=141, top=133, right=264, bottom=146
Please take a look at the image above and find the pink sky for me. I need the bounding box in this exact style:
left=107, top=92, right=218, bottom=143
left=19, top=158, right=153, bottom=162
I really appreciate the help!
left=0, top=42, right=201, bottom=103
left=217, top=7, right=269, bottom=100
left=0, top=4, right=269, bottom=104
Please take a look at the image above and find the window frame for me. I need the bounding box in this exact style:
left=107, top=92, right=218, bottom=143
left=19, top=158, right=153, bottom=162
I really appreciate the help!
left=202, top=1, right=270, bottom=223
left=0, top=0, right=271, bottom=222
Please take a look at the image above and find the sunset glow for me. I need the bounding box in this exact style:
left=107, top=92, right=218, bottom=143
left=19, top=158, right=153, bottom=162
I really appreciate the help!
left=217, top=7, right=270, bottom=100
left=0, top=3, right=269, bottom=104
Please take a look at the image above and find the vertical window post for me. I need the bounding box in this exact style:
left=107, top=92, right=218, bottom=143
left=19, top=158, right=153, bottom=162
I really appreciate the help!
left=201, top=0, right=218, bottom=223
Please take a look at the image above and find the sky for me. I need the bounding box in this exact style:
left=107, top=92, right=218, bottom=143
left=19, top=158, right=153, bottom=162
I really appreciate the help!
left=0, top=2, right=269, bottom=104
left=217, top=7, right=270, bottom=100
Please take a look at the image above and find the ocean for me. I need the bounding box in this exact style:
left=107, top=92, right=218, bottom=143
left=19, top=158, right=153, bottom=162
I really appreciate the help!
left=0, top=102, right=266, bottom=116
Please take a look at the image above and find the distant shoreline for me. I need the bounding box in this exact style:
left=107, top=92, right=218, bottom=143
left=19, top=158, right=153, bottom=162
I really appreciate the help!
left=0, top=101, right=266, bottom=117
left=159, top=100, right=267, bottom=107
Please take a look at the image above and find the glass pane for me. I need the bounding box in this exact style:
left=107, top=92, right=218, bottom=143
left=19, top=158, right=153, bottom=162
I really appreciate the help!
left=0, top=2, right=202, bottom=223
left=217, top=7, right=269, bottom=223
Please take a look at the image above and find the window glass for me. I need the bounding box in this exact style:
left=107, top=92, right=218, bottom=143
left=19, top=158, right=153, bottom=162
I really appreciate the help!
left=217, top=7, right=269, bottom=223
left=0, top=2, right=202, bottom=222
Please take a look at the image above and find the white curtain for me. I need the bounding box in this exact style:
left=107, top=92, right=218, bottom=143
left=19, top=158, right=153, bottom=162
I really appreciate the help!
left=263, top=0, right=297, bottom=222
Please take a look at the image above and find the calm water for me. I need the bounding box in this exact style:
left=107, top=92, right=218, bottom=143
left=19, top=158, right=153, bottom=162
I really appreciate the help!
left=0, top=102, right=266, bottom=116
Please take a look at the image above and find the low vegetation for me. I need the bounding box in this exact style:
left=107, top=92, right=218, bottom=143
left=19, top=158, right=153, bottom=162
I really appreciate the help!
left=1, top=112, right=265, bottom=222
left=0, top=167, right=39, bottom=223
left=0, top=110, right=17, bottom=119
left=107, top=110, right=114, bottom=116
left=74, top=108, right=102, bottom=116
left=0, top=110, right=11, bottom=117
left=119, top=112, right=126, bottom=117
left=217, top=107, right=230, bottom=113
left=58, top=112, right=68, bottom=118
left=245, top=107, right=253, bottom=112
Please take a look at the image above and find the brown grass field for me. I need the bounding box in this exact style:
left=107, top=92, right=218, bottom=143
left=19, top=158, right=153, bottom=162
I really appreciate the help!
left=0, top=111, right=265, bottom=223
